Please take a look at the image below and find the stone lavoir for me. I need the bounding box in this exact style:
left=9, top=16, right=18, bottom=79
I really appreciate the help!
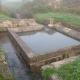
left=7, top=22, right=80, bottom=72
left=1, top=18, right=80, bottom=72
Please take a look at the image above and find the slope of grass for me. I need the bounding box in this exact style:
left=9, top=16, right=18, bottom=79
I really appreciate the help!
left=0, top=14, right=13, bottom=20
left=57, top=58, right=80, bottom=80
left=42, top=58, right=80, bottom=80
left=34, top=13, right=80, bottom=28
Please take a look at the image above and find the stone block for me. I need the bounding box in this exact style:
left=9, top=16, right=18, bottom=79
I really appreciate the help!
left=8, top=28, right=22, bottom=33
left=44, top=18, right=54, bottom=25
left=18, top=19, right=27, bottom=27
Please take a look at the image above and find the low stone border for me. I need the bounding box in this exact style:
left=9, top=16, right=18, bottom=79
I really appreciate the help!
left=7, top=29, right=35, bottom=66
left=44, top=18, right=80, bottom=32
left=42, top=55, right=80, bottom=80
left=0, top=19, right=44, bottom=32
left=62, top=23, right=80, bottom=32
left=8, top=25, right=44, bottom=33
left=49, top=23, right=80, bottom=41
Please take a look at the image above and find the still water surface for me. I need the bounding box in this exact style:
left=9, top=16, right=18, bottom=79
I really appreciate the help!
left=19, top=28, right=80, bottom=54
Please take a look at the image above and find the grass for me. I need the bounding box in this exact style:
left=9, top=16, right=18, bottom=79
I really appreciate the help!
left=42, top=58, right=80, bottom=80
left=0, top=14, right=13, bottom=20
left=34, top=13, right=80, bottom=28
left=0, top=6, right=16, bottom=18
left=57, top=58, right=80, bottom=80
left=42, top=68, right=56, bottom=80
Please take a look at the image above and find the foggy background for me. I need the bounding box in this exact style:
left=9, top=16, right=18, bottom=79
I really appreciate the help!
left=0, top=0, right=80, bottom=18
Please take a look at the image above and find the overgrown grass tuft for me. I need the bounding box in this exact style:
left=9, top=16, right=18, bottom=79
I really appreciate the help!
left=34, top=13, right=80, bottom=28
left=57, top=58, right=80, bottom=80
left=42, top=68, right=56, bottom=80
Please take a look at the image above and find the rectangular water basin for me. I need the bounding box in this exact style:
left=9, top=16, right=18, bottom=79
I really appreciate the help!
left=18, top=28, right=80, bottom=54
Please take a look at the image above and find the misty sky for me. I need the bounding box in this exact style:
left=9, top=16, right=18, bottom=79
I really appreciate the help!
left=1, top=0, right=22, bottom=3
left=2, top=0, right=21, bottom=2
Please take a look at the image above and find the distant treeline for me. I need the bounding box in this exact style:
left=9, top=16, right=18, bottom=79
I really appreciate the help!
left=18, top=0, right=80, bottom=18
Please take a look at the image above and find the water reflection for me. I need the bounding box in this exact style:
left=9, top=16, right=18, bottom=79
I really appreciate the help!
left=19, top=27, right=80, bottom=54
left=19, top=27, right=56, bottom=36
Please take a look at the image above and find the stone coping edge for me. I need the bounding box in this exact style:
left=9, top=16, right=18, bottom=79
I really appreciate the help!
left=50, top=24, right=80, bottom=41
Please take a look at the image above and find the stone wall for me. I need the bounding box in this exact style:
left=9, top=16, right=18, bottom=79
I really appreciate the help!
left=62, top=23, right=80, bottom=32
left=49, top=23, right=80, bottom=41
left=7, top=29, right=35, bottom=66
left=44, top=18, right=54, bottom=27
left=8, top=29, right=80, bottom=72
left=44, top=18, right=80, bottom=32
left=0, top=19, right=44, bottom=32
left=30, top=44, right=80, bottom=71
left=8, top=25, right=44, bottom=33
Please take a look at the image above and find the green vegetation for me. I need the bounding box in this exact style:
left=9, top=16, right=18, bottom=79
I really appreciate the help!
left=34, top=13, right=80, bottom=27
left=42, top=68, right=56, bottom=80
left=53, top=7, right=80, bottom=15
left=0, top=14, right=13, bottom=20
left=19, top=0, right=80, bottom=18
left=19, top=0, right=53, bottom=18
left=0, top=4, right=15, bottom=19
left=42, top=58, right=80, bottom=80
left=0, top=6, right=16, bottom=18
left=0, top=7, right=15, bottom=20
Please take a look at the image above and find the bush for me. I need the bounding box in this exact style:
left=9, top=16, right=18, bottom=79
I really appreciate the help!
left=32, top=5, right=52, bottom=13
left=53, top=7, right=80, bottom=15
left=0, top=14, right=13, bottom=20
left=0, top=7, right=16, bottom=18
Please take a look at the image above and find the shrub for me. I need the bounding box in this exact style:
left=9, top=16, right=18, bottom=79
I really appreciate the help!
left=32, top=5, right=52, bottom=13
left=0, top=7, right=16, bottom=18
